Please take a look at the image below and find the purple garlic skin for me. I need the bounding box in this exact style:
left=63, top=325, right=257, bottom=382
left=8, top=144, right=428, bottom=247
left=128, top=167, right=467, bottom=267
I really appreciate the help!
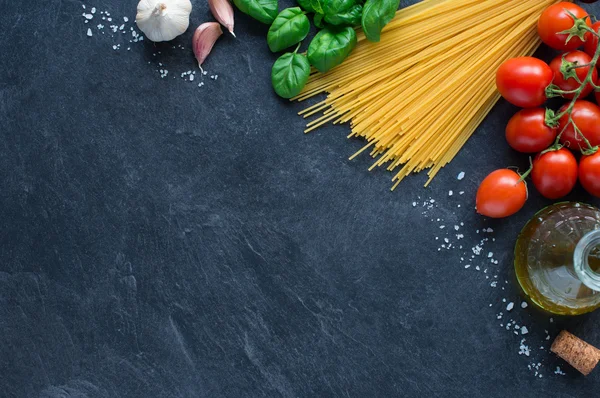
left=192, top=22, right=223, bottom=71
left=209, top=0, right=235, bottom=37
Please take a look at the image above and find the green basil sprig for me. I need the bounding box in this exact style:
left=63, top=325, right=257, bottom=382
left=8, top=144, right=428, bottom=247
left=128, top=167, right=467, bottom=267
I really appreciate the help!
left=314, top=13, right=325, bottom=28
left=233, top=0, right=278, bottom=24
left=307, top=26, right=357, bottom=73
left=325, top=4, right=362, bottom=26
left=361, top=0, right=399, bottom=42
left=310, top=0, right=324, bottom=14
left=322, top=0, right=354, bottom=16
left=267, top=8, right=310, bottom=52
left=295, top=0, right=315, bottom=12
left=271, top=45, right=311, bottom=99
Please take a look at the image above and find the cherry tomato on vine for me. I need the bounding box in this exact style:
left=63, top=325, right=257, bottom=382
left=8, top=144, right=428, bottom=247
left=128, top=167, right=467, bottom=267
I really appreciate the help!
left=496, top=57, right=553, bottom=108
left=549, top=51, right=597, bottom=99
left=584, top=21, right=600, bottom=59
left=558, top=100, right=600, bottom=150
left=531, top=148, right=578, bottom=199
left=505, top=108, right=557, bottom=153
left=538, top=2, right=591, bottom=51
left=579, top=151, right=600, bottom=197
left=476, top=169, right=528, bottom=218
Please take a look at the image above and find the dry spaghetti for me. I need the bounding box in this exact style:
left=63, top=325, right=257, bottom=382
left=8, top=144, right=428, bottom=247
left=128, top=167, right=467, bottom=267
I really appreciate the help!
left=295, top=0, right=560, bottom=189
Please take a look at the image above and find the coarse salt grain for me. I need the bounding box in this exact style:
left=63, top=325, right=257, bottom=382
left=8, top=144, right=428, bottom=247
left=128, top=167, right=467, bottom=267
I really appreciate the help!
left=506, top=302, right=514, bottom=311
left=521, top=302, right=528, bottom=309
left=457, top=172, right=465, bottom=180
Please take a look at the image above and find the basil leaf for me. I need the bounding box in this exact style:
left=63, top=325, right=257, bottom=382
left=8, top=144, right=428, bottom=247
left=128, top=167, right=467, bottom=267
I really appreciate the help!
left=314, top=13, right=325, bottom=28
left=307, top=26, right=357, bottom=73
left=310, top=0, right=324, bottom=14
left=271, top=51, right=311, bottom=98
left=361, top=0, right=399, bottom=42
left=323, top=0, right=355, bottom=16
left=296, top=0, right=314, bottom=12
left=233, top=0, right=278, bottom=24
left=325, top=4, right=362, bottom=26
left=267, top=8, right=310, bottom=53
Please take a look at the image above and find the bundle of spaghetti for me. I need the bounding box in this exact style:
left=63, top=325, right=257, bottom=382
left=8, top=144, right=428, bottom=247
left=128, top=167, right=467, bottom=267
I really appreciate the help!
left=295, top=0, right=560, bottom=189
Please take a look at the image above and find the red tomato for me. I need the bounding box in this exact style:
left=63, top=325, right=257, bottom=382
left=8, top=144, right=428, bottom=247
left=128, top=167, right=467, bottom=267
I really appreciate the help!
left=549, top=51, right=597, bottom=99
left=538, top=2, right=591, bottom=51
left=584, top=21, right=600, bottom=59
left=596, top=90, right=600, bottom=105
left=505, top=108, right=557, bottom=153
left=558, top=100, right=600, bottom=150
left=531, top=148, right=578, bottom=199
left=496, top=57, right=553, bottom=108
left=579, top=151, right=600, bottom=197
left=476, top=169, right=528, bottom=218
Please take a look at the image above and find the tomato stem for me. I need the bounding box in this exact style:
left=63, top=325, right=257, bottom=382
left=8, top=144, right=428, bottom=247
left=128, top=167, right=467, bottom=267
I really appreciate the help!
left=517, top=157, right=534, bottom=184
left=544, top=17, right=600, bottom=154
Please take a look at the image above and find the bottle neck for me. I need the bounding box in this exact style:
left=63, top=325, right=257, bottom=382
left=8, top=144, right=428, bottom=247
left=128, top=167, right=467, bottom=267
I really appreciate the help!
left=574, top=229, right=600, bottom=292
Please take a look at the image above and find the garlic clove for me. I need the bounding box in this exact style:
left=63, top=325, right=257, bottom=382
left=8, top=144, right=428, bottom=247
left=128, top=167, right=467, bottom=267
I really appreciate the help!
left=209, top=0, right=235, bottom=37
left=193, top=22, right=223, bottom=71
left=136, top=0, right=192, bottom=42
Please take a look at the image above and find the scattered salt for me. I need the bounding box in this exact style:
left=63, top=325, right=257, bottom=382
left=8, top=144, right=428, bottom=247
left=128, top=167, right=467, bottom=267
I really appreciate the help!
left=519, top=339, right=531, bottom=357
left=521, top=302, right=528, bottom=309
left=457, top=171, right=465, bottom=180
left=87, top=28, right=92, bottom=37
left=506, top=302, right=514, bottom=311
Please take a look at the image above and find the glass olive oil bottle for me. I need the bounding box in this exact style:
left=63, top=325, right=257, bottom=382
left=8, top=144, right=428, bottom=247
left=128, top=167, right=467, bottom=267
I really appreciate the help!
left=515, top=202, right=600, bottom=315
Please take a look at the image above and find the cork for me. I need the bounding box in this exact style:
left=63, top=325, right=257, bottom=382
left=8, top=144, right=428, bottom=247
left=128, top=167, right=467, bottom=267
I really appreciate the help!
left=551, top=330, right=600, bottom=376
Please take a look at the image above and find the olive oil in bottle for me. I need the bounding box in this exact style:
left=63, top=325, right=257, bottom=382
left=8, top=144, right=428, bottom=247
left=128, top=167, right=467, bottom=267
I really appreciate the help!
left=515, top=202, right=600, bottom=315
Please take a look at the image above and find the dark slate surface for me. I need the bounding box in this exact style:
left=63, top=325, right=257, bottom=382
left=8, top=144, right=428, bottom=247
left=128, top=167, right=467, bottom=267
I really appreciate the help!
left=3, top=0, right=600, bottom=397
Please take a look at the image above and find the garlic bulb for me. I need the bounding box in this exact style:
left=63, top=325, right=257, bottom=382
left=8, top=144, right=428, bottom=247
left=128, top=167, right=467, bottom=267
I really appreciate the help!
left=136, top=0, right=192, bottom=42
